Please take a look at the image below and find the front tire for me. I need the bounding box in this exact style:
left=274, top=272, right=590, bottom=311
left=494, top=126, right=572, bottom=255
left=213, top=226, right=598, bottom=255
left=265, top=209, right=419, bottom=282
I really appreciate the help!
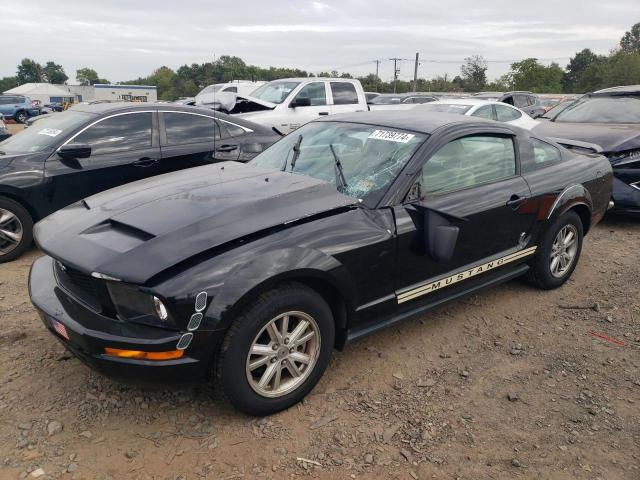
left=14, top=111, right=27, bottom=123
left=0, top=197, right=33, bottom=262
left=215, top=283, right=335, bottom=416
left=527, top=210, right=583, bottom=289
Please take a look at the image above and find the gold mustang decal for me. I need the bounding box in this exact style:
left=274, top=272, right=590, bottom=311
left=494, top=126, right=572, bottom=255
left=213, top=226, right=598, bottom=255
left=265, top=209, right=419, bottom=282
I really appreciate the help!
left=397, top=246, right=537, bottom=304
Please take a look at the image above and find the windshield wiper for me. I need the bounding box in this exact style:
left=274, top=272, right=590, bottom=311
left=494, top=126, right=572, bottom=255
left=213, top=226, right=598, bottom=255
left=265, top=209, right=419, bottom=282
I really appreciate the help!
left=329, top=144, right=348, bottom=192
left=281, top=134, right=303, bottom=171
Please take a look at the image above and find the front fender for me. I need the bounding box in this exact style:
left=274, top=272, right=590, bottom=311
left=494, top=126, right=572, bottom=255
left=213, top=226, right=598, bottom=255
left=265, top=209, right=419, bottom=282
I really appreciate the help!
left=204, top=247, right=356, bottom=330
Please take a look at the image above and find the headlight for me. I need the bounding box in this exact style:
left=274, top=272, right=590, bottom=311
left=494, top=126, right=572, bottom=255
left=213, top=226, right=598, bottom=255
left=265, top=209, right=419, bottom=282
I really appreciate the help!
left=608, top=149, right=640, bottom=167
left=107, top=282, right=176, bottom=329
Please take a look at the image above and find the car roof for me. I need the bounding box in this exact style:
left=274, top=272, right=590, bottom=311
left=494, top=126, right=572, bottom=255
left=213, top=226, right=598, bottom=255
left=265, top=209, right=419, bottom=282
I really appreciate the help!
left=593, top=85, right=640, bottom=95
left=428, top=98, right=500, bottom=106
left=317, top=110, right=496, bottom=134
left=67, top=102, right=272, bottom=132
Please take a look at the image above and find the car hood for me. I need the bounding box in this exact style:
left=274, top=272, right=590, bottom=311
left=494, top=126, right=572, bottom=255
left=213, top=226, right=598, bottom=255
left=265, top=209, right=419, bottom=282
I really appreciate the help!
left=34, top=161, right=357, bottom=284
left=533, top=121, right=640, bottom=153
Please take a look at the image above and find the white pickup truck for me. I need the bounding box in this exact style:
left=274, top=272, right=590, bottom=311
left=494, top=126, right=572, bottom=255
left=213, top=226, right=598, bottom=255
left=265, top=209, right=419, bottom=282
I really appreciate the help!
left=225, top=78, right=368, bottom=134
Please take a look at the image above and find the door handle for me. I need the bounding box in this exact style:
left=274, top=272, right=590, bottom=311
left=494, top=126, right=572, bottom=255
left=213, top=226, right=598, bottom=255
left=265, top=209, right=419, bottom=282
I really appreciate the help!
left=216, top=144, right=238, bottom=152
left=318, top=112, right=329, bottom=116
left=506, top=194, right=527, bottom=210
left=132, top=157, right=158, bottom=167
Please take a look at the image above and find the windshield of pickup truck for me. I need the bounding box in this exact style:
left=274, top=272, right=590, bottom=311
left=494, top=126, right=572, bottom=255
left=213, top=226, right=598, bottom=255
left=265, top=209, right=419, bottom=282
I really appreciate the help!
left=0, top=110, right=94, bottom=154
left=250, top=121, right=427, bottom=200
left=250, top=81, right=300, bottom=104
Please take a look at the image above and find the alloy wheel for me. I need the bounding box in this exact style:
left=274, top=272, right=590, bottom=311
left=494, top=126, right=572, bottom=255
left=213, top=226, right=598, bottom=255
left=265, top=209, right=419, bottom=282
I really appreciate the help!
left=549, top=224, right=578, bottom=278
left=246, top=311, right=321, bottom=398
left=0, top=208, right=23, bottom=255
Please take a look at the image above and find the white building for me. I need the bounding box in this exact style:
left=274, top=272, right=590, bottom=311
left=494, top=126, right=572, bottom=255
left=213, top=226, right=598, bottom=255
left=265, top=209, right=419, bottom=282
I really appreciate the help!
left=3, top=83, right=75, bottom=105
left=4, top=83, right=158, bottom=104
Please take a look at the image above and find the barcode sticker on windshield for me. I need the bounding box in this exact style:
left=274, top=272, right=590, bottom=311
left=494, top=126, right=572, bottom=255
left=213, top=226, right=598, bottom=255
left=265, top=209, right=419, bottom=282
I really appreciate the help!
left=38, top=128, right=62, bottom=137
left=368, top=130, right=415, bottom=143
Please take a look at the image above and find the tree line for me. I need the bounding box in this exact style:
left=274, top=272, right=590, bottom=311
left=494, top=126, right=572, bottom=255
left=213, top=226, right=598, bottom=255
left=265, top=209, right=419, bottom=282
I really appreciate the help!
left=1, top=22, right=638, bottom=100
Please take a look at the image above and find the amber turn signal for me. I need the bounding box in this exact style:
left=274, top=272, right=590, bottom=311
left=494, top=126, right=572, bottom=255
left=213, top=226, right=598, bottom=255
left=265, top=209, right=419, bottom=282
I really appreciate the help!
left=104, top=347, right=184, bottom=360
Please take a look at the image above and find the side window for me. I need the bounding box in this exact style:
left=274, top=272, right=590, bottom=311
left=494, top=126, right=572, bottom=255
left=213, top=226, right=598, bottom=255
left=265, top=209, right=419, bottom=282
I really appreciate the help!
left=413, top=97, right=435, bottom=104
left=330, top=82, right=358, bottom=105
left=221, top=121, right=247, bottom=137
left=495, top=105, right=522, bottom=122
left=502, top=95, right=514, bottom=106
left=471, top=105, right=494, bottom=119
left=421, top=135, right=516, bottom=195
left=531, top=138, right=561, bottom=165
left=514, top=95, right=529, bottom=108
left=527, top=95, right=538, bottom=106
left=293, top=82, right=326, bottom=106
left=224, top=86, right=238, bottom=93
left=164, top=112, right=216, bottom=145
left=74, top=113, right=152, bottom=155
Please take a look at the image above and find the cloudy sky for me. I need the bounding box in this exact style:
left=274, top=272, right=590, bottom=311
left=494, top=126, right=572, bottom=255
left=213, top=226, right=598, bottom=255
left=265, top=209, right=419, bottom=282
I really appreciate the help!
left=1, top=0, right=638, bottom=83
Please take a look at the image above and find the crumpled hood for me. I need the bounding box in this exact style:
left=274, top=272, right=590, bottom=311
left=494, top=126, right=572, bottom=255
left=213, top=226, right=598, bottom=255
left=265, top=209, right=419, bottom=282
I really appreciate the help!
left=533, top=121, right=640, bottom=154
left=34, top=162, right=357, bottom=284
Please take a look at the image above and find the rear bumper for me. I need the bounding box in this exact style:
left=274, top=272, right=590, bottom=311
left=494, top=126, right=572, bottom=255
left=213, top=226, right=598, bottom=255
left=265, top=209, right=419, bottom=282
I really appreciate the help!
left=29, top=255, right=220, bottom=384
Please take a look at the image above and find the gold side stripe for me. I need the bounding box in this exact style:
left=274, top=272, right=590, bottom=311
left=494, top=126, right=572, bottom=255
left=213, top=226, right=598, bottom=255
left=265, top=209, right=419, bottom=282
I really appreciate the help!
left=397, top=246, right=537, bottom=304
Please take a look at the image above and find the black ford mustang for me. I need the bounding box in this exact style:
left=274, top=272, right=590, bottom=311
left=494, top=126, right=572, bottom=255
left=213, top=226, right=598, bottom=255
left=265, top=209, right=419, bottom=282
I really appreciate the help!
left=29, top=112, right=612, bottom=415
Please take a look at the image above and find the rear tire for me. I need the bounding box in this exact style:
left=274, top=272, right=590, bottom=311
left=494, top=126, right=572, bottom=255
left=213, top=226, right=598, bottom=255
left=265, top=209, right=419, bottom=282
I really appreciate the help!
left=527, top=211, right=583, bottom=290
left=14, top=111, right=27, bottom=123
left=215, top=283, right=335, bottom=416
left=0, top=197, right=33, bottom=263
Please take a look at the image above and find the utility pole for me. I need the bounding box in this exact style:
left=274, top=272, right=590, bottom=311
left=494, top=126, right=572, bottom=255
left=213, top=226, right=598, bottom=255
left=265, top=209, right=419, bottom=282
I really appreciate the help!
left=389, top=58, right=402, bottom=93
left=413, top=52, right=419, bottom=92
left=373, top=59, right=380, bottom=92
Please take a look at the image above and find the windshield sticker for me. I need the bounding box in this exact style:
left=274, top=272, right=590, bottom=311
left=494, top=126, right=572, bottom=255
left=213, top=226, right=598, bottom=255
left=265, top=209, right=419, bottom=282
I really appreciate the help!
left=38, top=128, right=63, bottom=137
left=368, top=130, right=415, bottom=143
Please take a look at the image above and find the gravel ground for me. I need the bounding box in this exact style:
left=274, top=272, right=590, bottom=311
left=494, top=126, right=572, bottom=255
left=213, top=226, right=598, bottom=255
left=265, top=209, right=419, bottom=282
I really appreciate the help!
left=0, top=214, right=638, bottom=480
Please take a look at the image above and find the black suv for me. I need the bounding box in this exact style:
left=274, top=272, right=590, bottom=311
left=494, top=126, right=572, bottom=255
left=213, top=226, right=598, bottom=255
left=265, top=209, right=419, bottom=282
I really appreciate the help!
left=0, top=103, right=281, bottom=261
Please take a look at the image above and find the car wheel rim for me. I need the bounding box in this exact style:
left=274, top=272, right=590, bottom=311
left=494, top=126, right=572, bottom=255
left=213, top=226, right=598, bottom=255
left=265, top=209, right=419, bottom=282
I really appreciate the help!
left=549, top=224, right=578, bottom=278
left=0, top=208, right=23, bottom=255
left=246, top=311, right=321, bottom=398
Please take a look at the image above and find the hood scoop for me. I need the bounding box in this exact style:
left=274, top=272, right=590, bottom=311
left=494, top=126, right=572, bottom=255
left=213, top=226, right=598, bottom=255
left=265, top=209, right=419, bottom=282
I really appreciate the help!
left=80, top=220, right=155, bottom=253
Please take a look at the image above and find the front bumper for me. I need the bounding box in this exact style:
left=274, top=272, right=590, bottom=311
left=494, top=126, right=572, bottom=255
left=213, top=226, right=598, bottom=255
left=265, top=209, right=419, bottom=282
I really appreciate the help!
left=611, top=175, right=640, bottom=215
left=29, top=255, right=221, bottom=383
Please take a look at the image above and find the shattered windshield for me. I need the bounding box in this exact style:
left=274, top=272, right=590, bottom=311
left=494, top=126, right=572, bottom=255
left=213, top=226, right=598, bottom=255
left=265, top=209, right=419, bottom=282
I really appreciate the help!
left=250, top=121, right=427, bottom=200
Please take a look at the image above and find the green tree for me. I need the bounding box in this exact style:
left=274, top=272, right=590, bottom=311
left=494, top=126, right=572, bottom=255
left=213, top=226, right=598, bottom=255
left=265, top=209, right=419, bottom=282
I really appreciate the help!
left=0, top=76, right=19, bottom=93
left=76, top=68, right=107, bottom=85
left=509, top=58, right=564, bottom=92
left=42, top=61, right=68, bottom=84
left=17, top=58, right=43, bottom=84
left=562, top=49, right=604, bottom=92
left=620, top=22, right=640, bottom=54
left=460, top=55, right=487, bottom=92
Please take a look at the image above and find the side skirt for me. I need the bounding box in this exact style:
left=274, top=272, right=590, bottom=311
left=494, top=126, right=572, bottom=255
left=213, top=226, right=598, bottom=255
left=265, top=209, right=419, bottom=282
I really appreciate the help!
left=344, top=263, right=530, bottom=344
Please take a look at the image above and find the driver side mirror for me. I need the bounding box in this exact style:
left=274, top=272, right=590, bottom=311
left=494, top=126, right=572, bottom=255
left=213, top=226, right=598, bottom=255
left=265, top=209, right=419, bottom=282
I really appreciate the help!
left=58, top=143, right=91, bottom=160
left=290, top=97, right=311, bottom=108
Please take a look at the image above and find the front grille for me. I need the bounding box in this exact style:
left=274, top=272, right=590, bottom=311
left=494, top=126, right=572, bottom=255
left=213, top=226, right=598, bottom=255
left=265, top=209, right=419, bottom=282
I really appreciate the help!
left=54, top=261, right=114, bottom=315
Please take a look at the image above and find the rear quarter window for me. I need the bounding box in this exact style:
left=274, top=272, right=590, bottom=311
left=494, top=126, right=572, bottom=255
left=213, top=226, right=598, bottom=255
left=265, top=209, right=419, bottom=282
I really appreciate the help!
left=521, top=138, right=562, bottom=172
left=330, top=82, right=359, bottom=105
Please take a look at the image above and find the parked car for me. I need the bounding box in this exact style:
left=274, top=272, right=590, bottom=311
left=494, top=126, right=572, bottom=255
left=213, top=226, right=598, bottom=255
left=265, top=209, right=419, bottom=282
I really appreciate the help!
left=0, top=103, right=281, bottom=261
left=0, top=115, right=10, bottom=141
left=29, top=111, right=612, bottom=415
left=539, top=97, right=580, bottom=121
left=365, top=92, right=380, bottom=103
left=173, top=97, right=196, bottom=106
left=474, top=91, right=545, bottom=118
left=195, top=81, right=265, bottom=106
left=369, top=93, right=438, bottom=105
left=533, top=85, right=640, bottom=215
left=225, top=78, right=368, bottom=134
left=0, top=95, right=41, bottom=123
left=414, top=99, right=538, bottom=129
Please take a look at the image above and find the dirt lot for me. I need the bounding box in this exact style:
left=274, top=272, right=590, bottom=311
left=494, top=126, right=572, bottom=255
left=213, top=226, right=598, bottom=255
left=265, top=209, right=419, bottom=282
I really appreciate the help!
left=0, top=216, right=639, bottom=480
